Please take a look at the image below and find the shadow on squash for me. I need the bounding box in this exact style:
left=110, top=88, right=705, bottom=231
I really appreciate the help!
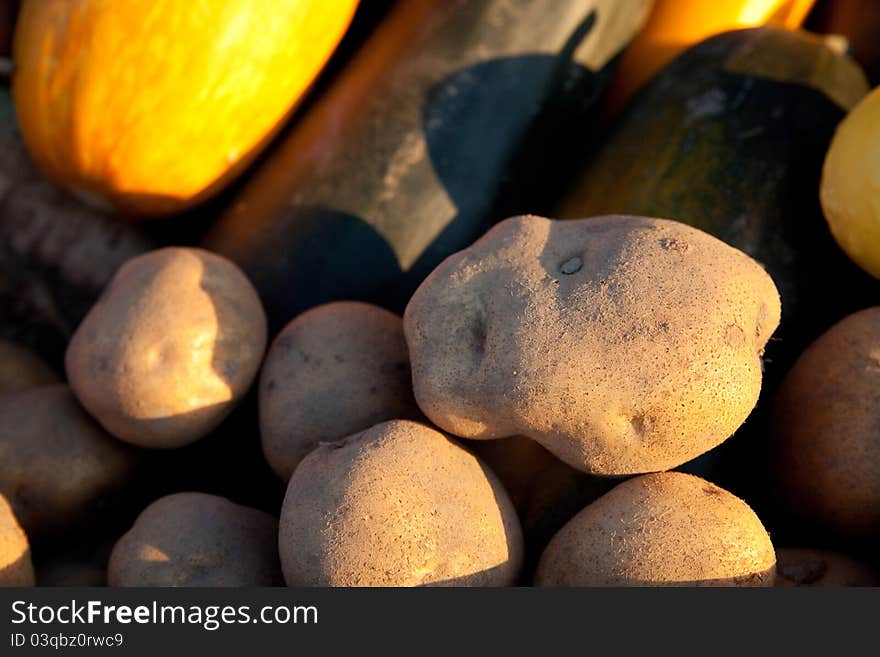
left=209, top=10, right=613, bottom=334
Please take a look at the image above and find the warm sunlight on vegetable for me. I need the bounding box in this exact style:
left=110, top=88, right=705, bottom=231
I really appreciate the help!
left=11, top=0, right=358, bottom=215
left=603, top=0, right=814, bottom=117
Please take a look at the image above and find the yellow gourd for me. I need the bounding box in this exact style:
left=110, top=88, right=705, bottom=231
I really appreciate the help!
left=821, top=86, right=880, bottom=279
left=12, top=0, right=358, bottom=216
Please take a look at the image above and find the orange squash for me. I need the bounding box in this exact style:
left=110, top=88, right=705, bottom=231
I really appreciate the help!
left=602, top=0, right=815, bottom=118
left=11, top=0, right=358, bottom=216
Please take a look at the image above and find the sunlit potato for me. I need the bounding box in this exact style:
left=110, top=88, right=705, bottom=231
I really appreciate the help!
left=775, top=547, right=880, bottom=587
left=108, top=492, right=283, bottom=587
left=0, top=494, right=35, bottom=587
left=279, top=420, right=523, bottom=587
left=0, top=384, right=137, bottom=537
left=0, top=339, right=59, bottom=395
left=260, top=301, right=422, bottom=481
left=404, top=215, right=780, bottom=475
left=535, top=472, right=776, bottom=587
left=771, top=307, right=880, bottom=536
left=66, top=247, right=267, bottom=448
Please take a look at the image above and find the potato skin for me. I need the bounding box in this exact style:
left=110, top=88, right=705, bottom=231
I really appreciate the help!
left=404, top=215, right=780, bottom=475
left=534, top=472, right=776, bottom=586
left=279, top=420, right=523, bottom=587
left=108, top=493, right=283, bottom=587
left=465, top=436, right=613, bottom=561
left=0, top=493, right=34, bottom=587
left=260, top=301, right=421, bottom=481
left=771, top=307, right=880, bottom=536
left=775, top=547, right=880, bottom=587
left=0, top=339, right=58, bottom=395
left=66, top=247, right=267, bottom=448
left=0, top=384, right=137, bottom=537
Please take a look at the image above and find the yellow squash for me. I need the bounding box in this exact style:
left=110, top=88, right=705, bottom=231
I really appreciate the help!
left=821, top=86, right=880, bottom=279
left=12, top=0, right=358, bottom=215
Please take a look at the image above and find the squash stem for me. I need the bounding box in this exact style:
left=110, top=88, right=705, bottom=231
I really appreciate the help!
left=822, top=34, right=850, bottom=57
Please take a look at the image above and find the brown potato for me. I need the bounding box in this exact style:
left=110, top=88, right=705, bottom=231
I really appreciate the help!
left=534, top=472, right=776, bottom=586
left=0, top=339, right=59, bottom=395
left=66, top=247, right=267, bottom=448
left=775, top=547, right=880, bottom=587
left=108, top=493, right=283, bottom=587
left=771, top=307, right=880, bottom=536
left=0, top=384, right=137, bottom=537
left=260, top=301, right=421, bottom=480
left=279, top=420, right=523, bottom=586
left=465, top=436, right=613, bottom=558
left=405, top=215, right=780, bottom=475
left=0, top=493, right=34, bottom=587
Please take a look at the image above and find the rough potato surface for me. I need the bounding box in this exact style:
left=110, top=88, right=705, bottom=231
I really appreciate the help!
left=0, top=384, right=137, bottom=537
left=404, top=215, right=780, bottom=475
left=280, top=420, right=523, bottom=586
left=535, top=472, right=776, bottom=586
left=771, top=307, right=880, bottom=536
left=0, top=494, right=34, bottom=586
left=108, top=493, right=283, bottom=587
left=260, top=301, right=420, bottom=480
left=66, top=247, right=267, bottom=448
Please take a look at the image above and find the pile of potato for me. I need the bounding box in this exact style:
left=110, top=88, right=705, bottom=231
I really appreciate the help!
left=5, top=208, right=876, bottom=589
left=3, top=1, right=880, bottom=590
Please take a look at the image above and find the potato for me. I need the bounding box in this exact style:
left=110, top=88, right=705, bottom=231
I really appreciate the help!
left=771, top=308, right=880, bottom=536
left=260, top=301, right=421, bottom=480
left=465, top=435, right=567, bottom=515
left=0, top=339, right=58, bottom=395
left=108, top=493, right=283, bottom=587
left=404, top=215, right=780, bottom=475
left=534, top=472, right=776, bottom=586
left=66, top=247, right=267, bottom=448
left=466, top=436, right=613, bottom=559
left=279, top=420, right=523, bottom=586
left=0, top=493, right=34, bottom=587
left=0, top=384, right=137, bottom=537
left=775, top=547, right=880, bottom=587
